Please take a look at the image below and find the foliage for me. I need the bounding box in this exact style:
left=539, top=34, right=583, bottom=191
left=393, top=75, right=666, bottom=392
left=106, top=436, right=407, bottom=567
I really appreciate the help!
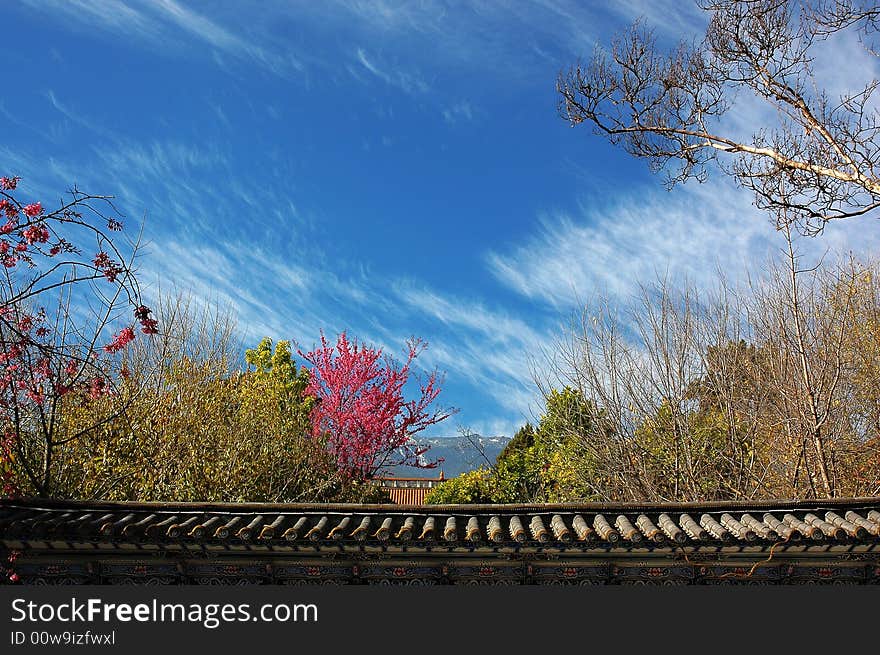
left=534, top=388, right=605, bottom=502
left=7, top=291, right=452, bottom=501
left=32, top=297, right=346, bottom=502
left=634, top=401, right=735, bottom=500
left=424, top=467, right=493, bottom=504
left=427, top=388, right=606, bottom=504
left=243, top=337, right=316, bottom=437
left=299, top=331, right=454, bottom=480
left=489, top=423, right=544, bottom=503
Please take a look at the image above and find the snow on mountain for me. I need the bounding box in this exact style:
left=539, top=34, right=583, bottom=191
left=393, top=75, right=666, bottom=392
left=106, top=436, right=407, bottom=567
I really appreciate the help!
left=386, top=435, right=511, bottom=478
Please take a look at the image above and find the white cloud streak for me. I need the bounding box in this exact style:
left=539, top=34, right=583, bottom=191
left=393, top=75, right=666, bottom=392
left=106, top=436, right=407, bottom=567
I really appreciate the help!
left=488, top=176, right=880, bottom=310
left=19, top=1, right=682, bottom=89
left=19, top=0, right=304, bottom=78
left=442, top=101, right=474, bottom=124
left=355, top=48, right=430, bottom=94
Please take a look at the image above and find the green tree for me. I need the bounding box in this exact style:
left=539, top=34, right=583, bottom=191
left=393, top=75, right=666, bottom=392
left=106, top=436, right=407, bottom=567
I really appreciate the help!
left=243, top=337, right=316, bottom=437
left=424, top=467, right=494, bottom=504
left=531, top=387, right=606, bottom=502
left=36, top=298, right=348, bottom=502
left=634, top=400, right=735, bottom=501
left=487, top=423, right=545, bottom=503
left=428, top=387, right=608, bottom=504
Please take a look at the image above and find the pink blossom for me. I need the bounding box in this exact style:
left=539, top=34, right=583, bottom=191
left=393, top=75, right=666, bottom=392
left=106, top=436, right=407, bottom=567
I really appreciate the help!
left=140, top=318, right=159, bottom=334
left=93, top=252, right=122, bottom=282
left=87, top=376, right=106, bottom=399
left=34, top=358, right=50, bottom=378
left=22, top=225, right=49, bottom=244
left=299, top=331, right=452, bottom=479
left=102, top=326, right=136, bottom=353
left=0, top=175, right=155, bottom=500
left=134, top=306, right=158, bottom=334
left=22, top=203, right=42, bottom=217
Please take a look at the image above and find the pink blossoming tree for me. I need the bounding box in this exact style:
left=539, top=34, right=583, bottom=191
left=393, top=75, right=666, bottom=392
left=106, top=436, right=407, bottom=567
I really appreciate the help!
left=300, top=332, right=455, bottom=480
left=0, top=176, right=156, bottom=497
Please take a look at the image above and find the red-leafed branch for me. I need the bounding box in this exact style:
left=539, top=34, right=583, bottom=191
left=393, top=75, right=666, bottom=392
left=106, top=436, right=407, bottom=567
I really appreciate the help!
left=0, top=176, right=157, bottom=497
left=299, top=332, right=456, bottom=480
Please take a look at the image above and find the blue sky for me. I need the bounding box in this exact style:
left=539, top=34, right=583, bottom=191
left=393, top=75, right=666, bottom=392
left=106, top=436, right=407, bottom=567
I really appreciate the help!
left=3, top=1, right=879, bottom=438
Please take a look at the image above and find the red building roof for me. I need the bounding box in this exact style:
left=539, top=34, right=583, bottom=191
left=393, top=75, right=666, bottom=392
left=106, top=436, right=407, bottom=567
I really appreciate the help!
left=374, top=473, right=445, bottom=504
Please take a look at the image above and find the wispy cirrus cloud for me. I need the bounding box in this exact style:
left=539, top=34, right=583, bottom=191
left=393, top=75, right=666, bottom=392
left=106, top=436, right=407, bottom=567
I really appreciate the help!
left=149, top=0, right=246, bottom=52
left=442, top=101, right=474, bottom=124
left=14, top=0, right=718, bottom=116
left=21, top=0, right=160, bottom=38
left=18, top=0, right=305, bottom=78
left=354, top=48, right=430, bottom=94
left=487, top=178, right=880, bottom=310
left=147, top=0, right=306, bottom=76
left=137, top=234, right=545, bottom=433
left=61, top=131, right=538, bottom=424
left=327, top=0, right=708, bottom=72
left=388, top=281, right=549, bottom=420
left=17, top=1, right=661, bottom=88
left=603, top=0, right=706, bottom=39
left=45, top=91, right=91, bottom=128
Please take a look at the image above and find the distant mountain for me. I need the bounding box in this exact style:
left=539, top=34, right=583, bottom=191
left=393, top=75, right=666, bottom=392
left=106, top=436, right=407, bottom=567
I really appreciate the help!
left=385, top=435, right=511, bottom=479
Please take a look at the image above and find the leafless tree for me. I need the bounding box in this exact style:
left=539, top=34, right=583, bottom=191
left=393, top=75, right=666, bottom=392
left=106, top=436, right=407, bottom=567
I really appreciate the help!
left=557, top=0, right=880, bottom=235
left=747, top=226, right=862, bottom=497
left=542, top=245, right=880, bottom=500
left=458, top=426, right=496, bottom=470
left=814, top=1, right=880, bottom=53
left=543, top=276, right=772, bottom=501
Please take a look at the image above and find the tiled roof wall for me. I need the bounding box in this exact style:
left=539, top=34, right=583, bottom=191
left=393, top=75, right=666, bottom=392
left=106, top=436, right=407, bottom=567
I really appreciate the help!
left=3, top=499, right=880, bottom=549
